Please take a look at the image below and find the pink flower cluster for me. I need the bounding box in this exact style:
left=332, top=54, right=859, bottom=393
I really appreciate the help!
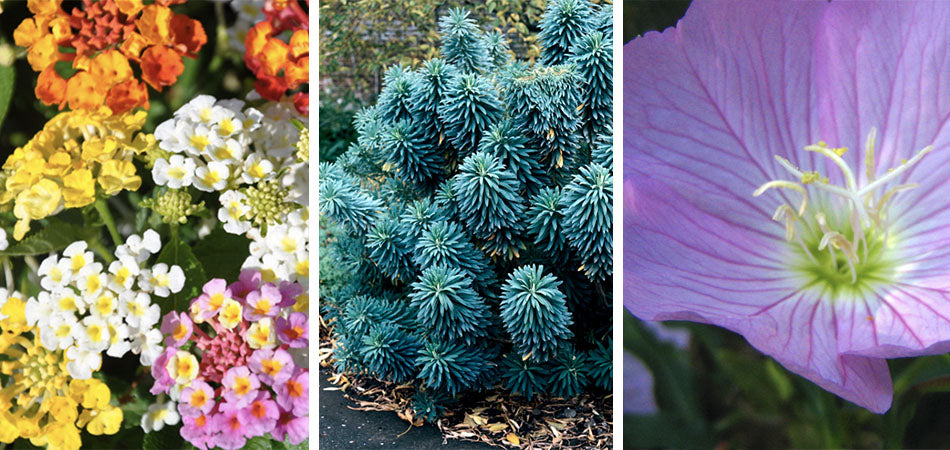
left=150, top=270, right=308, bottom=449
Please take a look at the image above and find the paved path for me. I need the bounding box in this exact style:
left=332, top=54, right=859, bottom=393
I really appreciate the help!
left=319, top=367, right=492, bottom=449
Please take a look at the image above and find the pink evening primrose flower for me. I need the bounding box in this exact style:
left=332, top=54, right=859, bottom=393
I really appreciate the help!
left=624, top=1, right=950, bottom=413
left=275, top=312, right=308, bottom=348
left=248, top=347, right=294, bottom=385
left=238, top=391, right=280, bottom=437
left=160, top=311, right=194, bottom=347
left=221, top=366, right=260, bottom=407
left=275, top=369, right=308, bottom=417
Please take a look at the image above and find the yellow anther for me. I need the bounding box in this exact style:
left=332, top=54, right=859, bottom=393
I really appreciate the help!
left=801, top=171, right=820, bottom=184
left=833, top=147, right=848, bottom=157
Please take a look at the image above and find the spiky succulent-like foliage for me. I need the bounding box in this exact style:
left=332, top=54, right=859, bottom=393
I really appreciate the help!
left=501, top=353, right=548, bottom=400
left=592, top=3, right=612, bottom=35
left=548, top=346, right=588, bottom=398
left=320, top=3, right=613, bottom=422
left=380, top=119, right=443, bottom=185
left=454, top=151, right=525, bottom=238
left=501, top=64, right=583, bottom=172
left=439, top=8, right=491, bottom=74
left=527, top=187, right=567, bottom=260
left=366, top=216, right=415, bottom=282
left=400, top=198, right=449, bottom=246
left=439, top=73, right=504, bottom=157
left=585, top=339, right=612, bottom=391
left=479, top=120, right=546, bottom=195
left=411, top=390, right=454, bottom=423
left=377, top=64, right=419, bottom=123
left=416, top=340, right=485, bottom=395
left=319, top=164, right=381, bottom=234
left=360, top=323, right=421, bottom=383
left=501, top=265, right=573, bottom=362
left=571, top=31, right=613, bottom=143
left=411, top=59, right=457, bottom=142
left=485, top=30, right=512, bottom=68
left=409, top=265, right=490, bottom=345
left=592, top=133, right=612, bottom=168
left=560, top=163, right=612, bottom=281
left=538, top=0, right=594, bottom=65
left=413, top=221, right=494, bottom=290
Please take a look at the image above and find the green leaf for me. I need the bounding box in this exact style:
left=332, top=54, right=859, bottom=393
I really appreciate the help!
left=192, top=226, right=250, bottom=281
left=156, top=237, right=206, bottom=316
left=142, top=424, right=184, bottom=450
left=0, top=63, right=14, bottom=133
left=0, top=218, right=97, bottom=256
left=244, top=436, right=273, bottom=450
left=275, top=438, right=309, bottom=450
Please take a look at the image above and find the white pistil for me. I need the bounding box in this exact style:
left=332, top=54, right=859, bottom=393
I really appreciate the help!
left=754, top=127, right=934, bottom=284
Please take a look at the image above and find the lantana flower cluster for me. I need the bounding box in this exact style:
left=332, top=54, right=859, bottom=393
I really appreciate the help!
left=150, top=95, right=310, bottom=287
left=147, top=270, right=308, bottom=449
left=14, top=0, right=207, bottom=114
left=25, top=230, right=184, bottom=380
left=243, top=208, right=310, bottom=292
left=244, top=0, right=309, bottom=114
left=0, top=289, right=122, bottom=450
left=0, top=107, right=151, bottom=240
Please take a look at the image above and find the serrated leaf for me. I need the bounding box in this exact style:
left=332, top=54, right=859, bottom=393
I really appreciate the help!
left=156, top=238, right=206, bottom=316
left=0, top=218, right=97, bottom=256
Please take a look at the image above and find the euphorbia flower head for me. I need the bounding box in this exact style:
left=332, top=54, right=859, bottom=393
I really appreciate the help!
left=624, top=1, right=950, bottom=413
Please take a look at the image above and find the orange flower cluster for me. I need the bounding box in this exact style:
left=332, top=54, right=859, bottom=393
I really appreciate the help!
left=14, top=0, right=207, bottom=115
left=245, top=0, right=309, bottom=115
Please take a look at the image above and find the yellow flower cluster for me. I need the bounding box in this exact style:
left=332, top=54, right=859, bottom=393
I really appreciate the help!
left=0, top=106, right=152, bottom=240
left=0, top=295, right=121, bottom=450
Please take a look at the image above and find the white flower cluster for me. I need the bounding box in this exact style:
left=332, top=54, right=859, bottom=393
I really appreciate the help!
left=25, top=230, right=185, bottom=379
left=153, top=96, right=266, bottom=192
left=227, top=0, right=266, bottom=53
left=153, top=96, right=308, bottom=217
left=243, top=208, right=310, bottom=290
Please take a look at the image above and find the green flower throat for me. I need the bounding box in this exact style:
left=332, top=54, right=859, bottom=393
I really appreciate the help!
left=754, top=128, right=933, bottom=295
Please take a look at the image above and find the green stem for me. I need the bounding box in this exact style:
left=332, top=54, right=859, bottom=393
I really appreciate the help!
left=170, top=223, right=180, bottom=262
left=95, top=198, right=122, bottom=247
left=89, top=238, right=116, bottom=264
